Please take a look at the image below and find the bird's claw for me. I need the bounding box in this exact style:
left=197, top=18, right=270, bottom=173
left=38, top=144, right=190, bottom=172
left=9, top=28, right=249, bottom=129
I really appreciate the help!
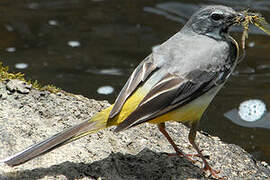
left=203, top=164, right=222, bottom=179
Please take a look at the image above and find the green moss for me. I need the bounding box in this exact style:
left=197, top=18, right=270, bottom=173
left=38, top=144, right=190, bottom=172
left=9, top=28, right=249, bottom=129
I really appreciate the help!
left=0, top=62, right=25, bottom=81
left=0, top=62, right=61, bottom=93
left=30, top=80, right=43, bottom=89
left=42, top=85, right=62, bottom=93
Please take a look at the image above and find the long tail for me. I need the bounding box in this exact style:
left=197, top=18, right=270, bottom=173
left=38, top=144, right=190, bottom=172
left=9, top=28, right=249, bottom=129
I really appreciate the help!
left=1, top=108, right=111, bottom=167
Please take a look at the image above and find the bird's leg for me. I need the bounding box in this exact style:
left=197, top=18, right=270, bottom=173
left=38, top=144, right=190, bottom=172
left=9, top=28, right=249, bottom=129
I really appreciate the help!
left=188, top=122, right=221, bottom=179
left=157, top=123, right=196, bottom=163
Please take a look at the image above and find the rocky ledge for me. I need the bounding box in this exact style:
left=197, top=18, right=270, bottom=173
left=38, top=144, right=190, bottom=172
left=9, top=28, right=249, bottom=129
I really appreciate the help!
left=0, top=79, right=269, bottom=180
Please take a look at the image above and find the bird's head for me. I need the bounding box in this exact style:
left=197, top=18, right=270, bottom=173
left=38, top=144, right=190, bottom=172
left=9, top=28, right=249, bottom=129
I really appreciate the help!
left=184, top=5, right=244, bottom=39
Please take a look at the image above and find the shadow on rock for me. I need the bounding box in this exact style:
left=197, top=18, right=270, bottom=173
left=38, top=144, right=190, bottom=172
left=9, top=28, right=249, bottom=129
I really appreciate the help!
left=2, top=148, right=204, bottom=180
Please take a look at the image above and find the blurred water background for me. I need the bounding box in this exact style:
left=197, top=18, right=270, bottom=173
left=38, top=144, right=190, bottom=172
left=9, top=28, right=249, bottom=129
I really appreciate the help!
left=0, top=0, right=269, bottom=163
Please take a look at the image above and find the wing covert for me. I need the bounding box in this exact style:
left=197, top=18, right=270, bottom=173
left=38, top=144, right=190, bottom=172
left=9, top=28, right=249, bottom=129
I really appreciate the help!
left=109, top=55, right=157, bottom=119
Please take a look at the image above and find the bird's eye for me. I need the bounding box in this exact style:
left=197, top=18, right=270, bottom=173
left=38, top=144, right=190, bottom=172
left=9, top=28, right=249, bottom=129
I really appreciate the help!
left=211, top=13, right=223, bottom=21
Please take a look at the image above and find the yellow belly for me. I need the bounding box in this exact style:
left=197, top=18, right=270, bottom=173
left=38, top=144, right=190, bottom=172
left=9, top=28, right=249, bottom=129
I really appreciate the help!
left=149, top=93, right=210, bottom=124
left=148, top=86, right=222, bottom=124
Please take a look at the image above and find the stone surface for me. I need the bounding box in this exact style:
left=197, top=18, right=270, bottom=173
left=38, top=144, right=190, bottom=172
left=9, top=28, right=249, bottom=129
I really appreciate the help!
left=6, top=79, right=32, bottom=94
left=0, top=80, right=269, bottom=180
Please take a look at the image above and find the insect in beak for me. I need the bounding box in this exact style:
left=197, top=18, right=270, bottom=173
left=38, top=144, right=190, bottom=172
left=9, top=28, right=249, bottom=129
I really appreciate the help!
left=235, top=10, right=270, bottom=63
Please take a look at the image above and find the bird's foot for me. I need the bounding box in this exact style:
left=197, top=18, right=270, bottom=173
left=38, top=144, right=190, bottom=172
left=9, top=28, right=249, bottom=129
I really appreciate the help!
left=203, top=163, right=222, bottom=180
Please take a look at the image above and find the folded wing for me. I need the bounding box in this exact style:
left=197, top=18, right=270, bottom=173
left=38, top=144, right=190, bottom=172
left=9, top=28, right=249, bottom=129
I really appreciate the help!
left=114, top=69, right=226, bottom=132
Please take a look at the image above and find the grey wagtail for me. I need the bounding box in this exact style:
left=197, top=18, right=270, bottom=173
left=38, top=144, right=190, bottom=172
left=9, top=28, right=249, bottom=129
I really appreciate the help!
left=2, top=5, right=245, bottom=178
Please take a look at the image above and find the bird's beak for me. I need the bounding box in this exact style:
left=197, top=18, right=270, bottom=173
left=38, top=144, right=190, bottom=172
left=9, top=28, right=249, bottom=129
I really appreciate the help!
left=225, top=12, right=245, bottom=27
left=236, top=12, right=246, bottom=22
left=224, top=12, right=244, bottom=28
left=235, top=12, right=245, bottom=23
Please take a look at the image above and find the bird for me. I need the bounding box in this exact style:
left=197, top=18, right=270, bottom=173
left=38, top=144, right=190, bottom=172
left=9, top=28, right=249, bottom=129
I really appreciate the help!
left=2, top=5, right=244, bottom=178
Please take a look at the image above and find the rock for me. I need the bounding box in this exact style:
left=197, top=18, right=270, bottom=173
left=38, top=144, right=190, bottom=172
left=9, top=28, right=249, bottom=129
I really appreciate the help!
left=0, top=83, right=8, bottom=99
left=0, top=79, right=269, bottom=180
left=6, top=79, right=32, bottom=94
